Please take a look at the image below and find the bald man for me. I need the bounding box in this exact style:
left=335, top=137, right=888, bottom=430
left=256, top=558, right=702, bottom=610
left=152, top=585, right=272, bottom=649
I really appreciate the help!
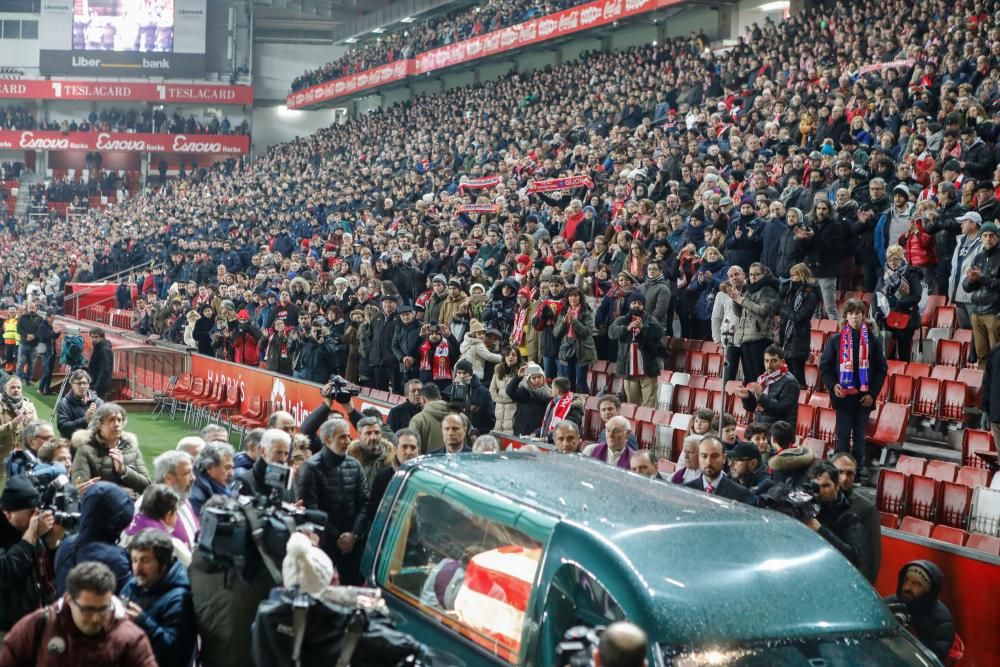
left=582, top=416, right=633, bottom=469
left=595, top=621, right=647, bottom=667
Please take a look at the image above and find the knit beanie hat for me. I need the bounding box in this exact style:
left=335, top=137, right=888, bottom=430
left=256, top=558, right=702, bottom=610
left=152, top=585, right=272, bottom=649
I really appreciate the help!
left=282, top=532, right=336, bottom=597
left=524, top=363, right=545, bottom=379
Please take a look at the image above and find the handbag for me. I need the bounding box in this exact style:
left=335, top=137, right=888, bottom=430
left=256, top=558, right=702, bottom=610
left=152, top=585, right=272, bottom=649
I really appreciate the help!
left=886, top=310, right=910, bottom=330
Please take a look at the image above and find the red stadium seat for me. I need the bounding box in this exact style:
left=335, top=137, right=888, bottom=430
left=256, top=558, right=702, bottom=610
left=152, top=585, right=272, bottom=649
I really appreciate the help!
left=956, top=466, right=990, bottom=489
left=936, top=339, right=963, bottom=367
left=704, top=353, right=723, bottom=378
left=929, top=365, right=958, bottom=382
left=905, top=362, right=931, bottom=378
left=921, top=295, right=946, bottom=327
left=868, top=403, right=910, bottom=450
left=877, top=470, right=908, bottom=516
left=912, top=377, right=941, bottom=418
left=894, top=455, right=926, bottom=477
left=966, top=533, right=1000, bottom=556
left=962, top=429, right=996, bottom=469
left=809, top=330, right=826, bottom=360
left=899, top=516, right=934, bottom=538
left=671, top=349, right=688, bottom=373
left=657, top=459, right=677, bottom=475
left=879, top=512, right=899, bottom=528
left=815, top=407, right=837, bottom=444
left=933, top=305, right=957, bottom=331
left=730, top=394, right=751, bottom=425
left=908, top=475, right=941, bottom=522
left=672, top=385, right=692, bottom=414
left=688, top=350, right=706, bottom=375
left=799, top=389, right=811, bottom=406
left=957, top=368, right=983, bottom=405
left=688, top=375, right=707, bottom=389
left=807, top=392, right=830, bottom=409
left=817, top=319, right=839, bottom=335
left=887, top=375, right=914, bottom=406
left=803, top=364, right=821, bottom=391
left=801, top=437, right=829, bottom=462
left=796, top=404, right=815, bottom=438
left=886, top=360, right=907, bottom=377
left=925, top=461, right=959, bottom=484
left=940, top=381, right=967, bottom=423
left=619, top=403, right=637, bottom=421
left=930, top=525, right=968, bottom=546
left=938, top=482, right=973, bottom=529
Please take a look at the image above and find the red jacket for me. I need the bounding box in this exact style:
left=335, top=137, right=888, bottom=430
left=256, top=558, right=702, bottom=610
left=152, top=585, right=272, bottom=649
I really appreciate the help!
left=899, top=219, right=937, bottom=268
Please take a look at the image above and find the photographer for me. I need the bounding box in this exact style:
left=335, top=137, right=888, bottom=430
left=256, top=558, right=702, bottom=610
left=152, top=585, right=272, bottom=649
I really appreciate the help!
left=290, top=318, right=338, bottom=383
left=804, top=460, right=863, bottom=567
left=231, top=428, right=295, bottom=501
left=417, top=321, right=461, bottom=391
left=225, top=309, right=261, bottom=366
left=55, top=369, right=104, bottom=439
left=447, top=359, right=495, bottom=435
left=0, top=476, right=63, bottom=641
left=261, top=318, right=293, bottom=376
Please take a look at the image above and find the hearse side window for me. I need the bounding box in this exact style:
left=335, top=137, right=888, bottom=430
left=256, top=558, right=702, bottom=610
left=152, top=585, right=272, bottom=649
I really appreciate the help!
left=545, top=564, right=625, bottom=647
left=384, top=491, right=544, bottom=664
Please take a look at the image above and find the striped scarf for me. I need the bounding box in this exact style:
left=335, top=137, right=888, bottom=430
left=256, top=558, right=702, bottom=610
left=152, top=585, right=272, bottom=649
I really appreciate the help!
left=838, top=323, right=870, bottom=392
left=626, top=319, right=644, bottom=377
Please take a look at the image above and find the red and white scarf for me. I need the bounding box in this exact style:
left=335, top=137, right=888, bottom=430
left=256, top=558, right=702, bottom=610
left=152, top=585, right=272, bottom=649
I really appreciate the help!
left=626, top=320, right=644, bottom=377
left=756, top=363, right=788, bottom=393
left=511, top=306, right=530, bottom=345
left=458, top=175, right=501, bottom=193
left=527, top=175, right=594, bottom=193
left=420, top=339, right=452, bottom=380
left=546, top=392, right=575, bottom=432
left=458, top=203, right=500, bottom=214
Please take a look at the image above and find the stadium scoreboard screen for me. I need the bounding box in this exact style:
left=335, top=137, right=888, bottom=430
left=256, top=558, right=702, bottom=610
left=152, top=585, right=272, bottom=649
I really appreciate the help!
left=40, top=0, right=206, bottom=77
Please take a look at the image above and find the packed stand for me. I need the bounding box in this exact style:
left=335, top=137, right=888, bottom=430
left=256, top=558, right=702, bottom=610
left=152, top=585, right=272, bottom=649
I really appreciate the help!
left=291, top=0, right=587, bottom=90
left=29, top=108, right=249, bottom=136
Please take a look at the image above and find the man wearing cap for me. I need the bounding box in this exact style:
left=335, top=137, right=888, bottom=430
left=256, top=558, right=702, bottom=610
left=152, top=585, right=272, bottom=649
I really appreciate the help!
left=729, top=441, right=768, bottom=491
left=424, top=275, right=448, bottom=326
left=367, top=295, right=402, bottom=393
left=229, top=309, right=261, bottom=367
left=609, top=292, right=663, bottom=408
left=438, top=279, right=469, bottom=333
left=0, top=476, right=63, bottom=640
left=962, top=221, right=1000, bottom=368
left=949, top=211, right=985, bottom=332
left=392, top=305, right=422, bottom=385
left=883, top=561, right=955, bottom=661
left=975, top=179, right=1000, bottom=223
left=875, top=184, right=915, bottom=269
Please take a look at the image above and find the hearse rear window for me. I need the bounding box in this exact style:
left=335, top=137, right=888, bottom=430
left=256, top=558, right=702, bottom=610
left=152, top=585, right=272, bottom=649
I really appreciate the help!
left=382, top=490, right=546, bottom=663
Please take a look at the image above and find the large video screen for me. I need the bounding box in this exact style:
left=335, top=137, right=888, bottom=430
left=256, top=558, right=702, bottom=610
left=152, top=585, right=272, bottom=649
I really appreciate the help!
left=73, top=0, right=174, bottom=53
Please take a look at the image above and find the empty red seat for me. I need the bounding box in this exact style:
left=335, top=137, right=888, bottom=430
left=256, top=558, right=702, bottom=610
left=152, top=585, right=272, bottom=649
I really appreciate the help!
left=879, top=512, right=899, bottom=528
left=809, top=330, right=826, bottom=359
left=956, top=466, right=990, bottom=488
left=807, top=392, right=831, bottom=409
left=815, top=407, right=837, bottom=443
left=895, top=455, right=927, bottom=477
left=936, top=339, right=963, bottom=367
left=688, top=351, right=706, bottom=375
left=905, top=362, right=931, bottom=378
left=911, top=377, right=940, bottom=419
left=957, top=368, right=984, bottom=406
left=796, top=404, right=816, bottom=438
left=886, top=360, right=907, bottom=376
left=620, top=403, right=637, bottom=421
left=868, top=403, right=910, bottom=448
left=671, top=350, right=688, bottom=373
left=940, top=381, right=967, bottom=423
left=930, top=525, right=968, bottom=546
left=908, top=475, right=941, bottom=522
left=803, top=364, right=821, bottom=391
left=966, top=533, right=1000, bottom=556
left=877, top=470, right=908, bottom=516
left=925, top=460, right=959, bottom=484
left=930, top=365, right=958, bottom=382
left=802, top=437, right=829, bottom=462
left=921, top=296, right=946, bottom=327
left=672, top=385, right=692, bottom=414
left=962, top=429, right=996, bottom=469
left=888, top=375, right=915, bottom=406
left=704, top=353, right=723, bottom=378
left=657, top=459, right=677, bottom=475
left=934, top=305, right=957, bottom=331
left=938, top=482, right=973, bottom=528
left=900, top=516, right=934, bottom=537
left=730, top=395, right=751, bottom=425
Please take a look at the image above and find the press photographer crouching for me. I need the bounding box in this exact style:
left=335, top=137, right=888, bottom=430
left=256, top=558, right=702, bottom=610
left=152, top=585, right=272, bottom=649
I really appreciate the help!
left=803, top=461, right=864, bottom=567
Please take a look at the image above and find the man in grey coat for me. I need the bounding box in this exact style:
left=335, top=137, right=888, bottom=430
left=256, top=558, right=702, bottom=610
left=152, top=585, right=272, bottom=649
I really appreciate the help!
left=640, top=262, right=672, bottom=333
left=721, top=262, right=780, bottom=383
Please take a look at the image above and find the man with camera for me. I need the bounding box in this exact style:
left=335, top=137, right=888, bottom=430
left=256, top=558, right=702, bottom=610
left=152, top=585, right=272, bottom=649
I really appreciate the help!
left=832, top=452, right=881, bottom=583
left=447, top=359, right=495, bottom=435
left=0, top=476, right=64, bottom=642
left=803, top=460, right=863, bottom=567
left=290, top=317, right=338, bottom=382
left=231, top=429, right=295, bottom=501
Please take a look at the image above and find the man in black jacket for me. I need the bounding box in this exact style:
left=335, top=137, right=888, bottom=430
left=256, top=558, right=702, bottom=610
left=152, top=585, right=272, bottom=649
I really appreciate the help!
left=736, top=345, right=799, bottom=428
left=0, top=476, right=62, bottom=641
left=795, top=200, right=843, bottom=319
left=883, top=560, right=956, bottom=662
left=684, top=436, right=754, bottom=504
left=87, top=327, right=114, bottom=400
left=55, top=369, right=104, bottom=439
left=367, top=296, right=401, bottom=393
left=297, top=417, right=368, bottom=584
left=387, top=380, right=424, bottom=433
left=447, top=359, right=495, bottom=435
left=366, top=428, right=420, bottom=523
left=15, top=301, right=43, bottom=385
left=805, top=461, right=864, bottom=566
left=608, top=292, right=663, bottom=408
left=391, top=306, right=422, bottom=385
left=36, top=311, right=59, bottom=395
left=832, top=452, right=881, bottom=584
left=924, top=181, right=965, bottom=296
left=962, top=223, right=1000, bottom=369
left=231, top=428, right=293, bottom=500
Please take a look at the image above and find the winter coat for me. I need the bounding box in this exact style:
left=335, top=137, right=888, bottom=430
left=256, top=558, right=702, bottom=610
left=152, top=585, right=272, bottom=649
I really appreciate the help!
left=482, top=294, right=517, bottom=340
left=553, top=306, right=598, bottom=365
left=962, top=243, right=1000, bottom=315
left=814, top=491, right=864, bottom=565
left=689, top=258, right=729, bottom=321
left=539, top=393, right=585, bottom=434
left=120, top=560, right=196, bottom=667
left=409, top=400, right=451, bottom=454
left=775, top=221, right=804, bottom=278
left=297, top=446, right=369, bottom=559
left=0, top=512, right=54, bottom=632
left=490, top=369, right=519, bottom=433
left=387, top=399, right=423, bottom=433
left=948, top=234, right=982, bottom=304
left=88, top=338, right=114, bottom=395
left=883, top=560, right=955, bottom=661
left=347, top=438, right=396, bottom=491
left=899, top=220, right=937, bottom=268
left=459, top=333, right=502, bottom=379
left=512, top=300, right=542, bottom=363
left=262, top=332, right=293, bottom=374
left=639, top=276, right=672, bottom=330
left=923, top=201, right=965, bottom=261
left=982, top=343, right=1000, bottom=421
left=740, top=372, right=800, bottom=428
left=368, top=312, right=400, bottom=368
left=0, top=397, right=36, bottom=485
left=723, top=214, right=763, bottom=271
left=875, top=264, right=923, bottom=331
left=797, top=217, right=844, bottom=278
left=819, top=326, right=889, bottom=409
left=391, top=319, right=423, bottom=371
left=733, top=274, right=780, bottom=345
left=874, top=204, right=915, bottom=268
left=759, top=216, right=788, bottom=275
left=0, top=598, right=156, bottom=667
left=778, top=281, right=821, bottom=360
left=438, top=292, right=469, bottom=328
left=188, top=470, right=231, bottom=518
left=449, top=375, right=496, bottom=434
left=531, top=300, right=562, bottom=359
left=55, top=391, right=103, bottom=438
left=292, top=335, right=338, bottom=383
left=70, top=430, right=151, bottom=495
left=54, top=482, right=134, bottom=594
left=608, top=313, right=664, bottom=378
left=423, top=291, right=447, bottom=326
left=506, top=376, right=552, bottom=436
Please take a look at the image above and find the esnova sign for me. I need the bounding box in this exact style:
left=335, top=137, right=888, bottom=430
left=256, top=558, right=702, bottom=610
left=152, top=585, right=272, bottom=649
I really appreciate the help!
left=0, top=130, right=249, bottom=154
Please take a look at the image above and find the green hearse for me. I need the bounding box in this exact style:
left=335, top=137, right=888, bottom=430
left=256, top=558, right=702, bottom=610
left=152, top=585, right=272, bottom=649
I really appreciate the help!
left=362, top=453, right=941, bottom=666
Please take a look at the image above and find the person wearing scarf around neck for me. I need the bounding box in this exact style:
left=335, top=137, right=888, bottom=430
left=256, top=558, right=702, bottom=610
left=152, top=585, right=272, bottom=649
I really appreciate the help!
left=553, top=287, right=597, bottom=394
left=735, top=345, right=800, bottom=428
left=819, top=299, right=888, bottom=483
left=875, top=244, right=924, bottom=362
left=0, top=376, right=37, bottom=487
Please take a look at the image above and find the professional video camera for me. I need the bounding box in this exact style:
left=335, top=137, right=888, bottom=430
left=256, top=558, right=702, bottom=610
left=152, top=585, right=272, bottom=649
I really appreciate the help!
left=198, top=463, right=328, bottom=584
left=16, top=458, right=81, bottom=530
left=321, top=374, right=360, bottom=404
left=755, top=480, right=821, bottom=523
left=447, top=381, right=471, bottom=413
left=556, top=625, right=604, bottom=667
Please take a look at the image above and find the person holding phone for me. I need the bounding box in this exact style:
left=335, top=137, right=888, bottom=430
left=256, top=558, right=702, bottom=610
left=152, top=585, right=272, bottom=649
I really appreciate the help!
left=0, top=377, right=38, bottom=488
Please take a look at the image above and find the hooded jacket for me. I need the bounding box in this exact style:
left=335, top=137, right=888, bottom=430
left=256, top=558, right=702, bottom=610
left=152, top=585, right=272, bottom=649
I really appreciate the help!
left=639, top=275, right=672, bottom=331
left=54, top=482, right=135, bottom=595
left=347, top=437, right=396, bottom=490
left=120, top=559, right=196, bottom=667
left=459, top=333, right=503, bottom=379
left=608, top=309, right=664, bottom=379
left=408, top=399, right=451, bottom=454
left=883, top=560, right=955, bottom=661
left=0, top=511, right=54, bottom=632
left=70, top=430, right=150, bottom=495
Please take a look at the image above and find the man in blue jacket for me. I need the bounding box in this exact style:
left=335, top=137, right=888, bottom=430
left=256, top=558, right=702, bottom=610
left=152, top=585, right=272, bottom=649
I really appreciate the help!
left=54, top=481, right=134, bottom=595
left=121, top=529, right=196, bottom=667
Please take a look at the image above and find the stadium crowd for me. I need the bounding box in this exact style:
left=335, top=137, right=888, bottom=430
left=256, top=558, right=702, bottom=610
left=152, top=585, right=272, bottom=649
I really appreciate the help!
left=0, top=0, right=987, bottom=661
left=291, top=0, right=589, bottom=91
left=0, top=105, right=248, bottom=135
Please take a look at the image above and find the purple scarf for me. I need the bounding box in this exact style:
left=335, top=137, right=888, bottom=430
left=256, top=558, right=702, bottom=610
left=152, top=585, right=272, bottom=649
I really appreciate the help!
left=589, top=442, right=632, bottom=470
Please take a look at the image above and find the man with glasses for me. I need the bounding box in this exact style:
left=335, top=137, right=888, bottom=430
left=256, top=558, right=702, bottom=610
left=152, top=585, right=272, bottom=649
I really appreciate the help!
left=0, top=561, right=156, bottom=665
left=55, top=369, right=104, bottom=439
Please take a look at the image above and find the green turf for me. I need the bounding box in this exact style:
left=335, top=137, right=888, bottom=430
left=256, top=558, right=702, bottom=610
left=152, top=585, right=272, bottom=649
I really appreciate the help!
left=24, top=386, right=240, bottom=471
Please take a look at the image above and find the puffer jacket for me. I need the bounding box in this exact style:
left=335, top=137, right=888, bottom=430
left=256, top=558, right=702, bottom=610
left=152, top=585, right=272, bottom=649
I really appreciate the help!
left=70, top=430, right=151, bottom=494
left=899, top=220, right=937, bottom=268
left=490, top=369, right=519, bottom=433
left=408, top=399, right=450, bottom=454
left=120, top=559, right=196, bottom=667
left=55, top=390, right=104, bottom=439
left=0, top=511, right=55, bottom=633
left=552, top=305, right=598, bottom=365
left=54, top=482, right=134, bottom=594
left=778, top=281, right=821, bottom=360
left=297, top=446, right=368, bottom=559
left=438, top=292, right=469, bottom=327
left=506, top=376, right=552, bottom=436
left=347, top=438, right=395, bottom=490
left=962, top=243, right=1000, bottom=315
left=639, top=275, right=672, bottom=329
left=459, top=333, right=502, bottom=379
left=883, top=560, right=956, bottom=661
left=948, top=233, right=982, bottom=305
left=733, top=274, right=780, bottom=345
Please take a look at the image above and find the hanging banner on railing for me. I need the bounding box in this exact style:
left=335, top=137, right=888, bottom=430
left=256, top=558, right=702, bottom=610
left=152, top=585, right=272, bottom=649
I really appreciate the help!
left=0, top=130, right=249, bottom=154
left=286, top=59, right=414, bottom=109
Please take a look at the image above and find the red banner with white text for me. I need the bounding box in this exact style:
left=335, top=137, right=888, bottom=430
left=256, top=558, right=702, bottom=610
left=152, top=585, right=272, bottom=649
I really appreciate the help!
left=286, top=59, right=414, bottom=109
left=0, top=130, right=249, bottom=154
left=0, top=80, right=253, bottom=104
